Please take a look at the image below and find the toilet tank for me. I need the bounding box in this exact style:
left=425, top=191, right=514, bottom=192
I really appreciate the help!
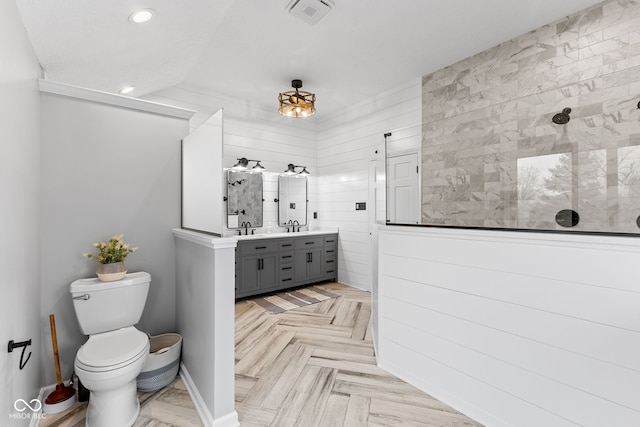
left=70, top=271, right=151, bottom=335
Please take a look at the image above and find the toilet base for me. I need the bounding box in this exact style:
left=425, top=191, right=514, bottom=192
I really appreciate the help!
left=85, top=379, right=140, bottom=427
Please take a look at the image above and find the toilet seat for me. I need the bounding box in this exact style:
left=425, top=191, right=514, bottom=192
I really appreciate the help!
left=76, top=327, right=149, bottom=372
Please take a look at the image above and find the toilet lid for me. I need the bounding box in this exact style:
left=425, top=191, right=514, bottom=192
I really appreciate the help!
left=76, top=327, right=149, bottom=371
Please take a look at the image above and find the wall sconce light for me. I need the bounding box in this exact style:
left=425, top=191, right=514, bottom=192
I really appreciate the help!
left=283, top=163, right=311, bottom=176
left=233, top=158, right=265, bottom=171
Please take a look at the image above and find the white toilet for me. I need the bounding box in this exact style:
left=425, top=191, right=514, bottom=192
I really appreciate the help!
left=70, top=271, right=151, bottom=427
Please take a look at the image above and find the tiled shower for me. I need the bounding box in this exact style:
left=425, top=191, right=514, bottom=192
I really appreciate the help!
left=421, top=0, right=640, bottom=234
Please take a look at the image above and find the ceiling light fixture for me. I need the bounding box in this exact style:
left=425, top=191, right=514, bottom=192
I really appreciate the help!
left=118, top=85, right=135, bottom=95
left=129, top=9, right=154, bottom=24
left=278, top=79, right=316, bottom=118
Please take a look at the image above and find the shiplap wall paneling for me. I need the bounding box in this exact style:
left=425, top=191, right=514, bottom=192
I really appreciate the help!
left=378, top=226, right=640, bottom=427
left=317, top=80, right=421, bottom=290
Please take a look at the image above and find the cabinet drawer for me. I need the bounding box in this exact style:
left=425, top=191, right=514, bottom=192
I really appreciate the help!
left=324, top=247, right=337, bottom=256
left=279, top=251, right=294, bottom=263
left=279, top=276, right=294, bottom=286
left=279, top=264, right=294, bottom=282
left=325, top=268, right=337, bottom=276
left=294, top=237, right=323, bottom=250
left=238, top=240, right=279, bottom=255
left=278, top=239, right=294, bottom=250
left=324, top=255, right=337, bottom=276
left=324, top=235, right=338, bottom=245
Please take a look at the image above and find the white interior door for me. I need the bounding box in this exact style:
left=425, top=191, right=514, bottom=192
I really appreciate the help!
left=387, top=152, right=419, bottom=224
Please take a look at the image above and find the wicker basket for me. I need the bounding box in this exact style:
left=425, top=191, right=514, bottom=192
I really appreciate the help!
left=136, top=333, right=182, bottom=392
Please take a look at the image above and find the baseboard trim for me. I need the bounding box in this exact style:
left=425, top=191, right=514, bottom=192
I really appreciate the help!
left=33, top=381, right=73, bottom=427
left=31, top=386, right=46, bottom=427
left=212, top=411, right=241, bottom=427
left=179, top=363, right=239, bottom=427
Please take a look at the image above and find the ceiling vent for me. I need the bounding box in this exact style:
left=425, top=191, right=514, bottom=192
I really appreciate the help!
left=288, top=0, right=334, bottom=25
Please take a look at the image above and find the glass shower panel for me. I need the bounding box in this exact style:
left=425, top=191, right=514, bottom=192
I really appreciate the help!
left=517, top=153, right=572, bottom=229
left=577, top=149, right=607, bottom=231
left=617, top=146, right=640, bottom=232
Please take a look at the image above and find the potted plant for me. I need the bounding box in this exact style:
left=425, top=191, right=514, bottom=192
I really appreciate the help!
left=83, top=234, right=138, bottom=282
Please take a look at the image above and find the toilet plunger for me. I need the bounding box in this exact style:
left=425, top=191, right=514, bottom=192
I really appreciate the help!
left=44, top=314, right=76, bottom=411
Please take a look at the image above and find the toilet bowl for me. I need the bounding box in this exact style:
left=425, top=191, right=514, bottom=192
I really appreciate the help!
left=70, top=272, right=151, bottom=427
left=74, top=327, right=149, bottom=427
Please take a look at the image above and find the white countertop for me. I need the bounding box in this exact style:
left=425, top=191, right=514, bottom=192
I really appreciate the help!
left=234, top=229, right=338, bottom=240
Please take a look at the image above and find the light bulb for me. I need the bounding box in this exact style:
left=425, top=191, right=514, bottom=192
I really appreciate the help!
left=129, top=9, right=154, bottom=24
left=118, top=86, right=135, bottom=95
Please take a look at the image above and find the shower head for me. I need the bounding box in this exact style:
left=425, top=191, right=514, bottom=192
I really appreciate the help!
left=552, top=107, right=572, bottom=125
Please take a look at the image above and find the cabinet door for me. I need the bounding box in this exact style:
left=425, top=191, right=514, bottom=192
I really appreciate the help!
left=238, top=254, right=261, bottom=295
left=259, top=254, right=278, bottom=290
left=293, top=251, right=309, bottom=283
left=307, top=248, right=324, bottom=281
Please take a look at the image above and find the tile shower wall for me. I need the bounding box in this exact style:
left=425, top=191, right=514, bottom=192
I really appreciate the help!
left=421, top=0, right=640, bottom=233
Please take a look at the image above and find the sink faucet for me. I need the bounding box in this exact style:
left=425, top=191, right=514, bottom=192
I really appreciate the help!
left=287, top=220, right=293, bottom=233
left=244, top=221, right=252, bottom=235
left=293, top=220, right=300, bottom=232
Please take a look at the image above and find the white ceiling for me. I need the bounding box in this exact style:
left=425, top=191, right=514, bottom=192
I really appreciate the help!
left=16, top=0, right=604, bottom=118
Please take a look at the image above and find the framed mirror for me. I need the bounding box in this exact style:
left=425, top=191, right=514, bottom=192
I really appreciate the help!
left=226, top=170, right=263, bottom=228
left=278, top=175, right=307, bottom=226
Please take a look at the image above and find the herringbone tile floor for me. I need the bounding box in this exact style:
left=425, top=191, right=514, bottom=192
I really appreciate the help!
left=235, top=282, right=484, bottom=427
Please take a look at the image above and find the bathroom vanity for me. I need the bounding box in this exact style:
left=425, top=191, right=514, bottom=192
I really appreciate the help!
left=235, top=232, right=338, bottom=298
left=224, top=157, right=337, bottom=299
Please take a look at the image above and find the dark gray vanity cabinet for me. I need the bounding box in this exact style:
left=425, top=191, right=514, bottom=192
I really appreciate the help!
left=293, top=237, right=324, bottom=283
left=235, top=241, right=278, bottom=297
left=235, top=233, right=338, bottom=299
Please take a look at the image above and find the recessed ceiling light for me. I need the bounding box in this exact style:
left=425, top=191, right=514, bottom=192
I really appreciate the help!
left=119, top=86, right=135, bottom=95
left=129, top=9, right=154, bottom=24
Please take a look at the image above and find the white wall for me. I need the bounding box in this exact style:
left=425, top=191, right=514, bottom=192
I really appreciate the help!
left=146, top=83, right=318, bottom=236
left=316, top=80, right=422, bottom=291
left=39, top=88, right=190, bottom=384
left=0, top=1, right=43, bottom=424
left=182, top=109, right=224, bottom=235
left=378, top=226, right=640, bottom=427
left=173, top=230, right=238, bottom=427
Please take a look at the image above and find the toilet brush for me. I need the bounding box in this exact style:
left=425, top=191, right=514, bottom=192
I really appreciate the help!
left=43, top=314, right=76, bottom=414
